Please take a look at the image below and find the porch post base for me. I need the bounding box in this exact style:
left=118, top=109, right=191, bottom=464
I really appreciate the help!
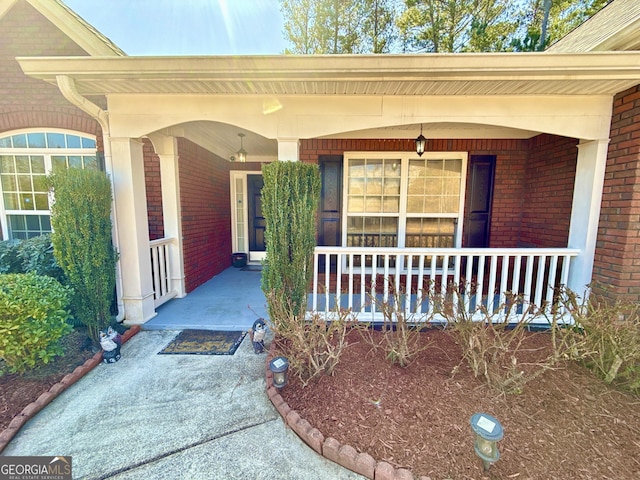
left=122, top=293, right=157, bottom=325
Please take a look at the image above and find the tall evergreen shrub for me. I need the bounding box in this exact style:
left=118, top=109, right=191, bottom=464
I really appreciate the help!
left=48, top=168, right=117, bottom=342
left=261, top=161, right=321, bottom=328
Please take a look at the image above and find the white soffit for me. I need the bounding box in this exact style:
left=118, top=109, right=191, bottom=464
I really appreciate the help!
left=17, top=52, right=640, bottom=97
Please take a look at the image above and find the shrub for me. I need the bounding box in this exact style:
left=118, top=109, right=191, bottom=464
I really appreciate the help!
left=261, top=161, right=321, bottom=329
left=443, top=290, right=561, bottom=394
left=48, top=168, right=117, bottom=342
left=368, top=283, right=433, bottom=367
left=0, top=235, right=66, bottom=283
left=562, top=291, right=640, bottom=393
left=17, top=234, right=66, bottom=283
left=0, top=240, right=22, bottom=274
left=269, top=292, right=357, bottom=386
left=0, top=273, right=72, bottom=374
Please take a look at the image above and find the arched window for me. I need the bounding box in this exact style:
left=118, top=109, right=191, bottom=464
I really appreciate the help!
left=0, top=130, right=99, bottom=240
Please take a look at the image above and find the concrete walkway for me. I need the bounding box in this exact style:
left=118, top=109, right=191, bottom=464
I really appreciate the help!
left=4, top=330, right=364, bottom=480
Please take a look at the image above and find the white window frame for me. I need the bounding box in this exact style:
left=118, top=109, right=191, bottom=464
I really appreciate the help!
left=342, top=151, right=468, bottom=272
left=0, top=128, right=98, bottom=240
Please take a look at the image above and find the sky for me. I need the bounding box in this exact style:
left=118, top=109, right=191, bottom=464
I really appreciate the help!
left=63, top=0, right=288, bottom=56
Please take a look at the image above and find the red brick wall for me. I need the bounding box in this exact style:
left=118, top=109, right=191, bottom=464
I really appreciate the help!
left=142, top=139, right=164, bottom=240
left=299, top=138, right=530, bottom=248
left=520, top=134, right=578, bottom=247
left=177, top=138, right=263, bottom=292
left=0, top=1, right=99, bottom=136
left=593, top=84, right=640, bottom=301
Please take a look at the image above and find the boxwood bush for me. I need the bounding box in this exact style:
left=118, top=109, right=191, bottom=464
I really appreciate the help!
left=0, top=273, right=72, bottom=374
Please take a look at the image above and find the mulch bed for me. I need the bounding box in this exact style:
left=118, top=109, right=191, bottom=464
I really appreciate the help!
left=0, top=329, right=95, bottom=431
left=279, top=329, right=640, bottom=479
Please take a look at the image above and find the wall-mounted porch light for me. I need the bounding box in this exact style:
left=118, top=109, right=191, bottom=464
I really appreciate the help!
left=470, top=413, right=504, bottom=471
left=269, top=356, right=289, bottom=388
left=415, top=124, right=426, bottom=157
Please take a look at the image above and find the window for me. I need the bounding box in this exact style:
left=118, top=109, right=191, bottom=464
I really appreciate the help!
left=343, top=152, right=467, bottom=268
left=0, top=130, right=99, bottom=240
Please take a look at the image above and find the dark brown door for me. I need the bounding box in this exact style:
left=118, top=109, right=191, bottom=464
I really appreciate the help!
left=317, top=156, right=343, bottom=272
left=464, top=155, right=496, bottom=248
left=248, top=174, right=266, bottom=252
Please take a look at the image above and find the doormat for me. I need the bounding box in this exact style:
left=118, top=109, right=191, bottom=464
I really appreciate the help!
left=159, top=330, right=246, bottom=355
left=241, top=265, right=262, bottom=272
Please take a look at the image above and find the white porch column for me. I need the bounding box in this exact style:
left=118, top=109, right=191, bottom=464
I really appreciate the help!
left=278, top=138, right=299, bottom=161
left=567, top=139, right=610, bottom=297
left=109, top=137, right=156, bottom=324
left=150, top=134, right=186, bottom=298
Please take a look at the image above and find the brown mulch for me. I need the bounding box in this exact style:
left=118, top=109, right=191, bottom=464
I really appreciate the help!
left=0, top=329, right=95, bottom=431
left=280, top=329, right=640, bottom=480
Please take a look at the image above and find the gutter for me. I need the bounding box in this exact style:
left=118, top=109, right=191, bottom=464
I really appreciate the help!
left=55, top=75, right=125, bottom=322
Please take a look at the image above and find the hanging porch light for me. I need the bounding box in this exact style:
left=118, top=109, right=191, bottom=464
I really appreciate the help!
left=236, top=133, right=247, bottom=163
left=415, top=124, right=426, bottom=157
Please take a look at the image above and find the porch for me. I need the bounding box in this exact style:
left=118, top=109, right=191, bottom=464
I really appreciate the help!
left=145, top=243, right=581, bottom=329
left=144, top=266, right=267, bottom=331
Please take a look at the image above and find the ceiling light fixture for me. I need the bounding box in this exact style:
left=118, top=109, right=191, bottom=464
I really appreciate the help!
left=236, top=133, right=247, bottom=163
left=415, top=124, right=426, bottom=157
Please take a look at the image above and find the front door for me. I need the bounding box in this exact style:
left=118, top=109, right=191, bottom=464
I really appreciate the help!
left=247, top=174, right=266, bottom=261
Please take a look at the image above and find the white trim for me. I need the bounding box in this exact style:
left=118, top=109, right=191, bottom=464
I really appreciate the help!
left=0, top=129, right=97, bottom=240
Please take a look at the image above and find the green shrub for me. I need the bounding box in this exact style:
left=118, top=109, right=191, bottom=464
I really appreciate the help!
left=261, top=161, right=321, bottom=329
left=0, top=235, right=66, bottom=283
left=48, top=168, right=117, bottom=342
left=0, top=240, right=21, bottom=274
left=0, top=273, right=72, bottom=374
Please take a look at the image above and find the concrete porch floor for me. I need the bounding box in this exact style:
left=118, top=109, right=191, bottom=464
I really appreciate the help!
left=144, top=266, right=268, bottom=331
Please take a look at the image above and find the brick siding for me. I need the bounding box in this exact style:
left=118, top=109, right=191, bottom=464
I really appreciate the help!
left=593, top=84, right=640, bottom=301
left=520, top=134, right=578, bottom=247
left=142, top=139, right=164, bottom=240
left=177, top=138, right=264, bottom=292
left=300, top=137, right=572, bottom=249
left=0, top=1, right=100, bottom=135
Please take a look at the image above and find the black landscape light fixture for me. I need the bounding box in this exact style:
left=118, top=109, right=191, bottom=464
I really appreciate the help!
left=415, top=124, right=426, bottom=156
left=470, top=412, right=504, bottom=471
left=269, top=356, right=289, bottom=388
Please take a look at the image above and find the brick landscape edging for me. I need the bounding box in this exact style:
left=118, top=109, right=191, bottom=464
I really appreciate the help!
left=0, top=324, right=141, bottom=453
left=265, top=343, right=430, bottom=480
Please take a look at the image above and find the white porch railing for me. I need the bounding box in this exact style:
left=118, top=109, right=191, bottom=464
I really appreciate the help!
left=150, top=238, right=177, bottom=308
left=312, top=247, right=580, bottom=323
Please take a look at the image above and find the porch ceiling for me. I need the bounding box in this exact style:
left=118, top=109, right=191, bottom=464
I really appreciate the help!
left=17, top=52, right=640, bottom=97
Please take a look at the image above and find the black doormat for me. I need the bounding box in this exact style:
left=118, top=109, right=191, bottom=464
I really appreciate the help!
left=241, top=265, right=262, bottom=272
left=159, top=330, right=246, bottom=355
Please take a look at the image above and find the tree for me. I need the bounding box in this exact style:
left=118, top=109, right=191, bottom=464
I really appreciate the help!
left=361, top=0, right=399, bottom=53
left=48, top=167, right=117, bottom=343
left=282, top=0, right=611, bottom=54
left=397, top=0, right=514, bottom=52
left=281, top=0, right=399, bottom=53
left=281, top=0, right=316, bottom=53
left=511, top=0, right=611, bottom=51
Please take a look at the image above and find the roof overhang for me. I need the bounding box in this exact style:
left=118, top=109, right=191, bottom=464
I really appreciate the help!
left=548, top=0, right=640, bottom=52
left=17, top=52, right=640, bottom=97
